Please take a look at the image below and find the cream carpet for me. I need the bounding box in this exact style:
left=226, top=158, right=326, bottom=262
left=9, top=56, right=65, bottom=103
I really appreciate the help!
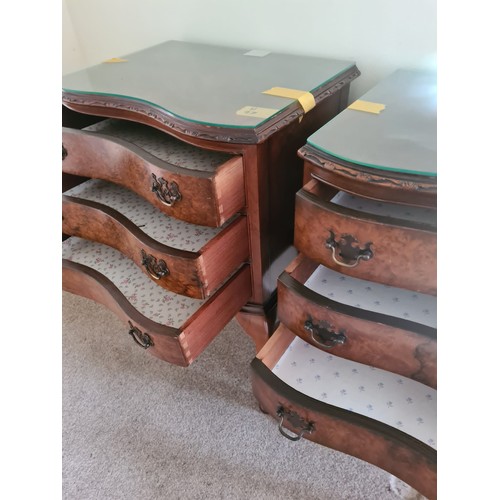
left=62, top=291, right=423, bottom=500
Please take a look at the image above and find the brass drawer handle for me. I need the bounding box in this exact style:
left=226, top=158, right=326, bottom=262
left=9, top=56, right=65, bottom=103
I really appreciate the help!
left=325, top=230, right=373, bottom=268
left=304, top=316, right=347, bottom=348
left=151, top=173, right=182, bottom=207
left=62, top=143, right=68, bottom=160
left=276, top=406, right=315, bottom=441
left=141, top=249, right=169, bottom=280
left=128, top=321, right=153, bottom=349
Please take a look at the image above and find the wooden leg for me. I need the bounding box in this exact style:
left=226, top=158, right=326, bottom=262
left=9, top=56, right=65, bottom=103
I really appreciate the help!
left=236, top=301, right=278, bottom=352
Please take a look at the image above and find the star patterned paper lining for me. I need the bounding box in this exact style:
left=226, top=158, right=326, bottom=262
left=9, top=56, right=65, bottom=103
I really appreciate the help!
left=273, top=338, right=436, bottom=449
left=304, top=265, right=436, bottom=328
left=331, top=191, right=436, bottom=225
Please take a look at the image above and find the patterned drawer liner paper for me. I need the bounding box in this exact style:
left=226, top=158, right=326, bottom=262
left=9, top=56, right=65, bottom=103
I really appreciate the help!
left=84, top=119, right=233, bottom=172
left=273, top=338, right=436, bottom=449
left=65, top=179, right=223, bottom=251
left=62, top=237, right=204, bottom=327
left=304, top=265, right=436, bottom=328
left=331, top=191, right=436, bottom=225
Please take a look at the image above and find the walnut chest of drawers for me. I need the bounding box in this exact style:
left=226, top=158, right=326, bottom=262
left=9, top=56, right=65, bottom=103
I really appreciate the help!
left=62, top=41, right=360, bottom=364
left=251, top=70, right=437, bottom=499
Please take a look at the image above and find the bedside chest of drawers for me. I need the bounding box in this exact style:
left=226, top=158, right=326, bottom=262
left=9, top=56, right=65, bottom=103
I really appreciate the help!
left=62, top=41, right=360, bottom=363
left=251, top=70, right=437, bottom=499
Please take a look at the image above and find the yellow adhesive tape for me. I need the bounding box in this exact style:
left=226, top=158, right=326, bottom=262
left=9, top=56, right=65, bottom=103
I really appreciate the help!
left=262, top=87, right=316, bottom=113
left=348, top=100, right=385, bottom=114
left=103, top=57, right=128, bottom=63
left=236, top=106, right=279, bottom=119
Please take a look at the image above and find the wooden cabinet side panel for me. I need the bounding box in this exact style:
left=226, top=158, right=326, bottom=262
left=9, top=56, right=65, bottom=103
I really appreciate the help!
left=212, top=156, right=246, bottom=224
left=182, top=265, right=252, bottom=363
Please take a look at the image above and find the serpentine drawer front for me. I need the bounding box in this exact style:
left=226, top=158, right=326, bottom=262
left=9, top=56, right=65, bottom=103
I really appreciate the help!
left=294, top=179, right=437, bottom=295
left=62, top=119, right=245, bottom=227
left=63, top=237, right=251, bottom=366
left=277, top=254, right=436, bottom=388
left=251, top=324, right=437, bottom=500
left=63, top=179, right=249, bottom=299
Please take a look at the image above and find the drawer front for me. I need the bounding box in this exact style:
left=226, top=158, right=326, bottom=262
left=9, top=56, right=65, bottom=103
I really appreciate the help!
left=62, top=181, right=249, bottom=299
left=252, top=325, right=437, bottom=500
left=278, top=256, right=436, bottom=388
left=294, top=184, right=436, bottom=295
left=62, top=243, right=251, bottom=366
left=62, top=127, right=244, bottom=227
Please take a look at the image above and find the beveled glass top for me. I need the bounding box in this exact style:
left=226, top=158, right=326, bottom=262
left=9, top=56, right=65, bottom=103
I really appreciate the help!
left=307, top=69, right=437, bottom=176
left=62, top=40, right=355, bottom=129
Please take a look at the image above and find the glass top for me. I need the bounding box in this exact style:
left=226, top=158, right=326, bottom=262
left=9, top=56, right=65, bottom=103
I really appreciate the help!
left=307, top=69, right=437, bottom=176
left=62, top=40, right=355, bottom=129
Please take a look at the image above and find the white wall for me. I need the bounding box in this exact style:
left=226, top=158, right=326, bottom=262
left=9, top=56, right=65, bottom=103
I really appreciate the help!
left=62, top=0, right=436, bottom=101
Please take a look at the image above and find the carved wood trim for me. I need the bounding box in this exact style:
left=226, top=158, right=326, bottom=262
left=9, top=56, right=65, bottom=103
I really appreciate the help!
left=299, top=144, right=437, bottom=207
left=62, top=66, right=360, bottom=145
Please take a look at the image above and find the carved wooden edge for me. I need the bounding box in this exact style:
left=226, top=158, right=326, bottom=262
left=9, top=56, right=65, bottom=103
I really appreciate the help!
left=62, top=66, right=360, bottom=145
left=299, top=144, right=437, bottom=207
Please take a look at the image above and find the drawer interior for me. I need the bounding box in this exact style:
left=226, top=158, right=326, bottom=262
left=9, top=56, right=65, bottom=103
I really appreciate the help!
left=83, top=119, right=234, bottom=172
left=64, top=179, right=228, bottom=251
left=331, top=191, right=437, bottom=226
left=300, top=260, right=436, bottom=329
left=303, top=178, right=437, bottom=229
left=62, top=237, right=205, bottom=327
left=260, top=327, right=436, bottom=450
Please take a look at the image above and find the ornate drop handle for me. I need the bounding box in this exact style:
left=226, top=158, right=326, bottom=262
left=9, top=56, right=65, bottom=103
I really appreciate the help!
left=276, top=406, right=315, bottom=441
left=141, top=249, right=169, bottom=280
left=151, top=173, right=182, bottom=207
left=128, top=321, right=154, bottom=349
left=62, top=143, right=68, bottom=160
left=325, top=230, right=373, bottom=268
left=304, top=316, right=346, bottom=348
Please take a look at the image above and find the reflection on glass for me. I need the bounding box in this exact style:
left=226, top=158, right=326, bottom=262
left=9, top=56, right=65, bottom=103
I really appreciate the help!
left=62, top=40, right=355, bottom=129
left=307, top=70, right=437, bottom=176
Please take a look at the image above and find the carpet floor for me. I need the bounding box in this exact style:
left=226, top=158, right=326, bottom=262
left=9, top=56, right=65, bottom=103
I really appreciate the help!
left=62, top=291, right=424, bottom=500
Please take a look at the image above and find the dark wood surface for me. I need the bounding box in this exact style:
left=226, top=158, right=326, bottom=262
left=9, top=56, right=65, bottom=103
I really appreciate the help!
left=251, top=356, right=436, bottom=500
left=278, top=255, right=437, bottom=388
left=294, top=180, right=437, bottom=295
left=300, top=145, right=437, bottom=209
left=63, top=65, right=359, bottom=344
left=62, top=66, right=360, bottom=145
left=62, top=195, right=249, bottom=299
left=62, top=259, right=251, bottom=366
left=62, top=127, right=245, bottom=228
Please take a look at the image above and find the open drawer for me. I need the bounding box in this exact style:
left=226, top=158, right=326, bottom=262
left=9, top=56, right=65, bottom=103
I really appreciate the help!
left=62, top=119, right=244, bottom=227
left=278, top=254, right=436, bottom=388
left=62, top=237, right=251, bottom=366
left=63, top=179, right=249, bottom=299
left=294, top=179, right=437, bottom=295
left=251, top=324, right=437, bottom=500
